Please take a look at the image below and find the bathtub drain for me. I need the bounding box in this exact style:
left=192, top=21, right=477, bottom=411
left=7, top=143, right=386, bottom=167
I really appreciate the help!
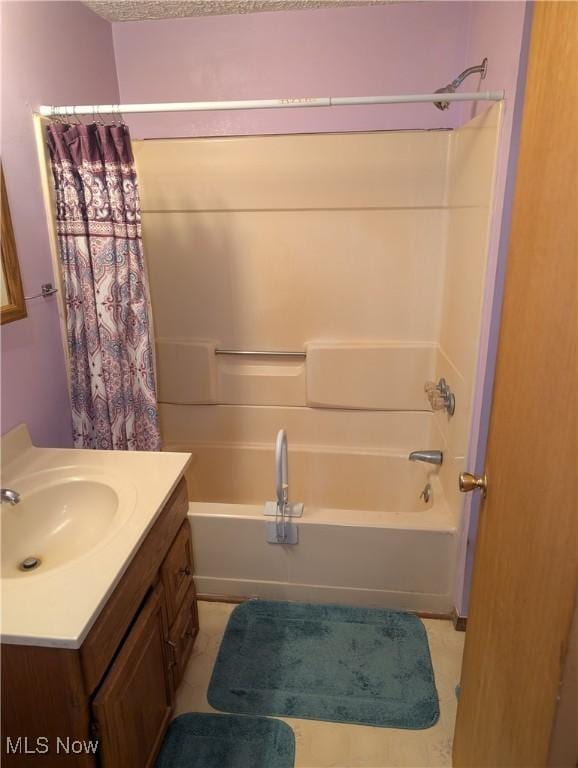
left=19, top=556, right=41, bottom=572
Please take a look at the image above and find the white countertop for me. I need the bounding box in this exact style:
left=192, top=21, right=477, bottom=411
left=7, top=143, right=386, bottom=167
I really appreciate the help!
left=1, top=425, right=191, bottom=649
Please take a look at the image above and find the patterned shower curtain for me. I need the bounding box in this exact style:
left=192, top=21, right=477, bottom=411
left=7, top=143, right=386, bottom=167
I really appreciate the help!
left=46, top=123, right=161, bottom=451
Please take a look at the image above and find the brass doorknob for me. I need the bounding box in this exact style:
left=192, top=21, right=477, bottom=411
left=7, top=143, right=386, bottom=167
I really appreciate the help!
left=459, top=472, right=487, bottom=498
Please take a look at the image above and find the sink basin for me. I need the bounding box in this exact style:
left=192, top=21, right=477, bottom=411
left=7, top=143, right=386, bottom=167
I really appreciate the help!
left=0, top=424, right=191, bottom=647
left=1, top=470, right=135, bottom=579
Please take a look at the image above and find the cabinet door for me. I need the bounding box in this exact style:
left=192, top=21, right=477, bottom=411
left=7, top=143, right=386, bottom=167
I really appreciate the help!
left=161, top=521, right=194, bottom=625
left=168, top=582, right=199, bottom=691
left=92, top=583, right=172, bottom=768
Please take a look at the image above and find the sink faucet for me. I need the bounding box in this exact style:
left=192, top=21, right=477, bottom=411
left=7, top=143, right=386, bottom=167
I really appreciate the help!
left=408, top=450, right=443, bottom=466
left=1, top=488, right=21, bottom=505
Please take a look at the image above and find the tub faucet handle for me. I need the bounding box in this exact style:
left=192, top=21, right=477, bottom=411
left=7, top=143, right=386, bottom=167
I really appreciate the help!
left=424, top=378, right=456, bottom=417
left=1, top=488, right=20, bottom=505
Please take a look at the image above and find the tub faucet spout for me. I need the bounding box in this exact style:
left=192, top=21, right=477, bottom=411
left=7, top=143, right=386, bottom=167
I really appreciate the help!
left=408, top=450, right=443, bottom=466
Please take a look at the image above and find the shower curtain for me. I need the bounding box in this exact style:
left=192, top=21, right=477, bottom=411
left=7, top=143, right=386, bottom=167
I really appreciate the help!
left=46, top=123, right=161, bottom=451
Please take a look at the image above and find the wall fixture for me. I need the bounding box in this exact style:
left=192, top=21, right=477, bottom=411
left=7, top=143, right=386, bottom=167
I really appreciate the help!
left=425, top=378, right=456, bottom=416
left=434, top=58, right=488, bottom=110
left=24, top=282, right=58, bottom=301
left=38, top=75, right=503, bottom=120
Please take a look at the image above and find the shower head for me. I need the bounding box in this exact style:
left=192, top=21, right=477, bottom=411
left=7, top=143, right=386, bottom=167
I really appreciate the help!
left=434, top=58, right=488, bottom=111
left=434, top=84, right=456, bottom=111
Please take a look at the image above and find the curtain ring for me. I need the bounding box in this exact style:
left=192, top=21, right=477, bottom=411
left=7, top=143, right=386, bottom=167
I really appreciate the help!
left=113, top=104, right=125, bottom=127
left=92, top=105, right=103, bottom=126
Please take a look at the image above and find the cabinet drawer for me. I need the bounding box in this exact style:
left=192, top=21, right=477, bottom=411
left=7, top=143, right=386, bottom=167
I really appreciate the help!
left=168, top=582, right=199, bottom=691
left=161, top=521, right=194, bottom=625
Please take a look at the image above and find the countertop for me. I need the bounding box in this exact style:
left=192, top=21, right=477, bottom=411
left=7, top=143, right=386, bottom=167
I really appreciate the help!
left=0, top=424, right=191, bottom=649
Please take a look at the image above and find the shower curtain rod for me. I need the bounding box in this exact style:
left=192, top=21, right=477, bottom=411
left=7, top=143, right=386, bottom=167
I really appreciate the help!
left=38, top=90, right=504, bottom=117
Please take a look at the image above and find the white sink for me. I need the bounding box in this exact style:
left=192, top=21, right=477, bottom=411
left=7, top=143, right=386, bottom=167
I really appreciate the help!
left=0, top=424, right=191, bottom=648
left=1, top=469, right=135, bottom=579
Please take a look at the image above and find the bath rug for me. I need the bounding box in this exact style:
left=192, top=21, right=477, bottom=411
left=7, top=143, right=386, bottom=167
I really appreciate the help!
left=208, top=600, right=439, bottom=729
left=156, top=712, right=295, bottom=768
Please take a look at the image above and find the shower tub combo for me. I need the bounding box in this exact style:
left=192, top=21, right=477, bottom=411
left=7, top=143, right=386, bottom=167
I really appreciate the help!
left=134, top=121, right=502, bottom=618
left=163, top=404, right=457, bottom=615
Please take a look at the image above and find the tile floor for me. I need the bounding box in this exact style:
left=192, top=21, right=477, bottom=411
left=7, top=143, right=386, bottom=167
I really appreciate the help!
left=174, top=601, right=465, bottom=768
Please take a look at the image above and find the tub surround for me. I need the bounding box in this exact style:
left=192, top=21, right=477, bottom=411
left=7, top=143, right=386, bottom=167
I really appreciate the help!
left=135, top=131, right=449, bottom=360
left=139, top=112, right=500, bottom=616
left=0, top=424, right=191, bottom=648
left=435, top=105, right=502, bottom=517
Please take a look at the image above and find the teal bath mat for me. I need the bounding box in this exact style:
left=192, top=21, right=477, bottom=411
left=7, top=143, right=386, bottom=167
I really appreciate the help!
left=156, top=713, right=295, bottom=768
left=208, top=600, right=439, bottom=729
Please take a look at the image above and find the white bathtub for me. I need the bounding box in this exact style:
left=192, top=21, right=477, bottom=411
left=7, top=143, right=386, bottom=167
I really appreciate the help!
left=188, top=493, right=456, bottom=613
left=163, top=407, right=457, bottom=615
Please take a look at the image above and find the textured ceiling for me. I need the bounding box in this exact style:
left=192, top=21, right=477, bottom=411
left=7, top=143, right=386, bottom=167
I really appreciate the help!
left=83, top=0, right=390, bottom=22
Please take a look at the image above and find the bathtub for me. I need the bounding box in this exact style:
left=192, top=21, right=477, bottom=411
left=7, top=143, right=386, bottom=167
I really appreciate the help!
left=162, top=405, right=458, bottom=615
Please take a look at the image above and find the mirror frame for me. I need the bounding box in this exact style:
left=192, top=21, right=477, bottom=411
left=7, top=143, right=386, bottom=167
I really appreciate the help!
left=1, top=165, right=27, bottom=325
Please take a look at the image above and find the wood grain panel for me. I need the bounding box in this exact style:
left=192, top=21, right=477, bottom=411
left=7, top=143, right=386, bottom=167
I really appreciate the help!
left=81, top=478, right=188, bottom=694
left=548, top=595, right=578, bottom=766
left=92, top=584, right=172, bottom=768
left=1, top=645, right=93, bottom=767
left=453, top=4, right=578, bottom=766
left=1, top=166, right=27, bottom=325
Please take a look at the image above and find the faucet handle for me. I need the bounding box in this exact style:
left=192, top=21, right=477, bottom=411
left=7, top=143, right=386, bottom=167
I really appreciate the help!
left=424, top=378, right=456, bottom=417
left=1, top=488, right=21, bottom=505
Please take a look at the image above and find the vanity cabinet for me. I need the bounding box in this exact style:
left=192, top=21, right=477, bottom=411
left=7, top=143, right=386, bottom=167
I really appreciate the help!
left=92, top=584, right=172, bottom=767
left=1, top=477, right=198, bottom=768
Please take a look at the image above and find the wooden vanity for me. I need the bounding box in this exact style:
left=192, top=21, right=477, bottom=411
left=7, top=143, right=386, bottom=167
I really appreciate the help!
left=1, top=477, right=198, bottom=767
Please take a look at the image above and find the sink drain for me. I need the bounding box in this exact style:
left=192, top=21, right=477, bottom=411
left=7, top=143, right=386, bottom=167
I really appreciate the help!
left=19, top=556, right=41, bottom=572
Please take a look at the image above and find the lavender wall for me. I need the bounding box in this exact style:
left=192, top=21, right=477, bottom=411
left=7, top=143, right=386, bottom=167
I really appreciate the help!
left=113, top=2, right=472, bottom=138
left=0, top=1, right=119, bottom=446
left=456, top=1, right=533, bottom=616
